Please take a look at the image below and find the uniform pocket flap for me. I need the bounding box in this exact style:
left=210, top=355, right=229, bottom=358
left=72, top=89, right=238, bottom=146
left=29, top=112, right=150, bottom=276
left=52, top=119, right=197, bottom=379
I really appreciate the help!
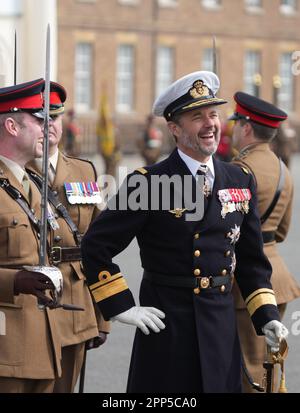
left=0, top=212, right=29, bottom=229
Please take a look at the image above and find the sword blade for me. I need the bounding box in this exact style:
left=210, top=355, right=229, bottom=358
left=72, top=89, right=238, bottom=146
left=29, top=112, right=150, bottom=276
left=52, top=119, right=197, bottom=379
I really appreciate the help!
left=39, top=24, right=51, bottom=266
left=14, top=30, right=17, bottom=85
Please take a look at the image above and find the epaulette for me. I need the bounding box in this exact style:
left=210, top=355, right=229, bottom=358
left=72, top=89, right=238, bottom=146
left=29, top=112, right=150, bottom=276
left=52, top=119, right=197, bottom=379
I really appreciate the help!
left=135, top=167, right=148, bottom=175
left=241, top=166, right=249, bottom=175
left=232, top=149, right=250, bottom=162
left=63, top=153, right=97, bottom=179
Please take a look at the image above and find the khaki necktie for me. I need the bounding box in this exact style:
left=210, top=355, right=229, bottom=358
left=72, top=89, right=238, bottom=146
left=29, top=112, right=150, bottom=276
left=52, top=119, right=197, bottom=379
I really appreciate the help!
left=22, top=173, right=31, bottom=197
left=48, top=163, right=55, bottom=185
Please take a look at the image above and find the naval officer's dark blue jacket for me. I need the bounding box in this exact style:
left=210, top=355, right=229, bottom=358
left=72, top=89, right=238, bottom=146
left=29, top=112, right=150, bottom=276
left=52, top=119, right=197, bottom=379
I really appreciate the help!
left=81, top=149, right=280, bottom=393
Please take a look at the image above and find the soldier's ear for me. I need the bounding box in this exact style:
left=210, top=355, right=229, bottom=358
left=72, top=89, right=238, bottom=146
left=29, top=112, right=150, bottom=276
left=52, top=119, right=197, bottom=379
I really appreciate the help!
left=4, top=117, right=19, bottom=137
left=243, top=121, right=253, bottom=137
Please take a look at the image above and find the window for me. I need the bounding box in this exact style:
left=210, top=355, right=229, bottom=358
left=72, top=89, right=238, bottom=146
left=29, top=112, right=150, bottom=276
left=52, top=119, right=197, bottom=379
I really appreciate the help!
left=118, top=0, right=139, bottom=5
left=75, top=43, right=93, bottom=112
left=202, top=48, right=216, bottom=72
left=116, top=44, right=135, bottom=113
left=155, top=46, right=174, bottom=99
left=245, top=0, right=262, bottom=7
left=202, top=0, right=221, bottom=10
left=280, top=0, right=297, bottom=14
left=0, top=0, right=22, bottom=16
left=245, top=0, right=263, bottom=12
left=277, top=53, right=294, bottom=112
left=158, top=0, right=178, bottom=7
left=244, top=50, right=261, bottom=96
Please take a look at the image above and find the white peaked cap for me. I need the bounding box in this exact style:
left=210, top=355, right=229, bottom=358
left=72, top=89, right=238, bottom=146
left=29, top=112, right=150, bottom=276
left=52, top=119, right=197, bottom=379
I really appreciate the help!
left=152, top=71, right=226, bottom=119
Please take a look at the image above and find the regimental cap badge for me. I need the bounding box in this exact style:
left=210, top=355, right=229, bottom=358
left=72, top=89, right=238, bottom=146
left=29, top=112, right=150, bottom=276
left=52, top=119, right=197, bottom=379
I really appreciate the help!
left=189, top=80, right=210, bottom=99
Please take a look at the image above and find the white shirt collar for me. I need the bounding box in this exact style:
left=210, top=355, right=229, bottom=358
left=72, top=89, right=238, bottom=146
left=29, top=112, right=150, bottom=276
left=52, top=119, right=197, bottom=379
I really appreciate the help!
left=0, top=155, right=27, bottom=184
left=177, top=148, right=215, bottom=178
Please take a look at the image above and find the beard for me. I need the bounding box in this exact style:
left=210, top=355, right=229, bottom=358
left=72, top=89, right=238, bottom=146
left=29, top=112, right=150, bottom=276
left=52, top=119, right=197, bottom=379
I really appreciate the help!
left=181, top=129, right=220, bottom=157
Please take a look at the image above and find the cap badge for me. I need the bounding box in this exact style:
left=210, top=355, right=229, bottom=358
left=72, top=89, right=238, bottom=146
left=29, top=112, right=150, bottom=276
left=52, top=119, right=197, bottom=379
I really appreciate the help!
left=189, top=80, right=210, bottom=99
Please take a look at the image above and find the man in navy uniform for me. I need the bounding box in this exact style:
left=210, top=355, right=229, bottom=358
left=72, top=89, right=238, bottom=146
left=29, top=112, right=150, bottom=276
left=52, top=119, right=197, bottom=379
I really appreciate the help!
left=81, top=71, right=288, bottom=393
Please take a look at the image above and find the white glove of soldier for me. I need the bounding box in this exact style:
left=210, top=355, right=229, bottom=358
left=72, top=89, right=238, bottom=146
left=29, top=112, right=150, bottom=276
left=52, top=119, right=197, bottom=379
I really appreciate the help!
left=262, top=320, right=289, bottom=352
left=111, top=306, right=166, bottom=335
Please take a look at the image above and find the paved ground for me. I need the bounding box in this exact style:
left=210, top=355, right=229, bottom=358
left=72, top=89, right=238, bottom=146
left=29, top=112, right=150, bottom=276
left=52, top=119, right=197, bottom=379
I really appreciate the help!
left=78, top=152, right=300, bottom=393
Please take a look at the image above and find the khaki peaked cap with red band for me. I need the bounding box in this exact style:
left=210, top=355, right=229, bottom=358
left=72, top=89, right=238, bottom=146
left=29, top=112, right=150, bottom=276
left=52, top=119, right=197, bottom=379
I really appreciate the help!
left=229, top=91, right=287, bottom=129
left=49, top=81, right=67, bottom=115
left=0, top=78, right=44, bottom=117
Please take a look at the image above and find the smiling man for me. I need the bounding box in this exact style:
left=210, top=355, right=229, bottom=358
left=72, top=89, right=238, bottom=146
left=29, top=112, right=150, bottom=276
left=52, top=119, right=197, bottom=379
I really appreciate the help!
left=26, top=81, right=110, bottom=393
left=81, top=71, right=288, bottom=393
left=0, top=79, right=62, bottom=392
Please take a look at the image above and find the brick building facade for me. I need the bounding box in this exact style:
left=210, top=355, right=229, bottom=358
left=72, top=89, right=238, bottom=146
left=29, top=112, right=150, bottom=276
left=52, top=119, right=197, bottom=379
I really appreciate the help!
left=57, top=0, right=300, bottom=153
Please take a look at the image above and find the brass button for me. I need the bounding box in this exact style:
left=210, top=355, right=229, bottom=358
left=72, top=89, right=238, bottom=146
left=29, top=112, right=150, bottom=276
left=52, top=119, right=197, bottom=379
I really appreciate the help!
left=194, top=268, right=201, bottom=276
left=224, top=250, right=231, bottom=257
left=221, top=269, right=227, bottom=276
left=194, top=233, right=200, bottom=240
left=194, top=287, right=200, bottom=295
left=194, top=250, right=201, bottom=257
left=54, top=235, right=62, bottom=242
left=220, top=285, right=226, bottom=292
left=12, top=218, right=18, bottom=225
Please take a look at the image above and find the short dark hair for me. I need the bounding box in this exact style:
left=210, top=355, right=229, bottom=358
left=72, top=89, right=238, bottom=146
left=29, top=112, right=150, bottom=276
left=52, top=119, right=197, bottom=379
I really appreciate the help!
left=240, top=119, right=278, bottom=142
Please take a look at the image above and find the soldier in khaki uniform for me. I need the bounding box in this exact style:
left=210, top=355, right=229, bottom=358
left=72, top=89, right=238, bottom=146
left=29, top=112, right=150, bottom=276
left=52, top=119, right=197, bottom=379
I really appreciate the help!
left=27, top=81, right=110, bottom=393
left=0, top=79, right=63, bottom=392
left=229, top=92, right=300, bottom=392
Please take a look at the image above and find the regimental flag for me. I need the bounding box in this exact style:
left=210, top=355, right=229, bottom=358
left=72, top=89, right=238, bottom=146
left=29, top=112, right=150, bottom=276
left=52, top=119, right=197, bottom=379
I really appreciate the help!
left=96, top=90, right=115, bottom=158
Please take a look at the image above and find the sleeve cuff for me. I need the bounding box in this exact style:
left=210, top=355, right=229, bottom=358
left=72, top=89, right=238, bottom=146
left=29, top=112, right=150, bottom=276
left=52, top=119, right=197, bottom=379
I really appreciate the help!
left=0, top=269, right=17, bottom=304
left=97, top=289, right=135, bottom=321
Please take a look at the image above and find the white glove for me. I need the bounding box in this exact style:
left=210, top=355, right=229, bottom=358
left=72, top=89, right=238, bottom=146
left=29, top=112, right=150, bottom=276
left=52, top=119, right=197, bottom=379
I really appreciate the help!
left=262, top=320, right=289, bottom=352
left=111, top=306, right=166, bottom=335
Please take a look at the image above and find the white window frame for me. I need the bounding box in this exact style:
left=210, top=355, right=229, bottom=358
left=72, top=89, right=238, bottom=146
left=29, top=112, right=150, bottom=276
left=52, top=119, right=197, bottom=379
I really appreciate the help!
left=244, top=50, right=261, bottom=96
left=155, top=46, right=174, bottom=99
left=202, top=0, right=221, bottom=10
left=158, top=0, right=178, bottom=8
left=278, top=52, right=294, bottom=112
left=116, top=44, right=135, bottom=113
left=280, top=0, right=297, bottom=15
left=0, top=0, right=22, bottom=16
left=202, top=48, right=215, bottom=72
left=74, top=43, right=93, bottom=113
left=118, top=0, right=140, bottom=6
left=245, top=0, right=263, bottom=13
